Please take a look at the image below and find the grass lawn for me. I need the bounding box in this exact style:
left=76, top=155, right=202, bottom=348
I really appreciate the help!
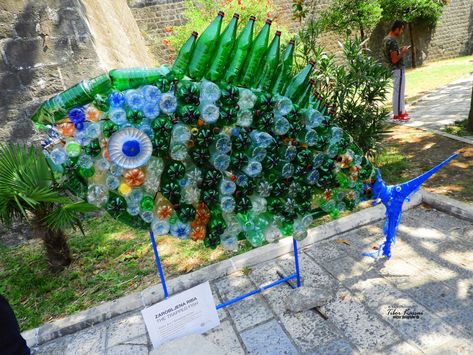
left=443, top=119, right=473, bottom=137
left=0, top=215, right=254, bottom=331
left=377, top=125, right=473, bottom=202
left=391, top=55, right=473, bottom=104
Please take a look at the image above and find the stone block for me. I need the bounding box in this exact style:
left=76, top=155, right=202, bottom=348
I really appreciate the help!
left=324, top=287, right=404, bottom=351
left=62, top=325, right=107, bottom=354
left=0, top=88, right=34, bottom=109
left=346, top=275, right=463, bottom=352
left=1, top=114, right=35, bottom=142
left=303, top=239, right=349, bottom=264
left=154, top=333, right=223, bottom=355
left=285, top=286, right=335, bottom=313
left=240, top=320, right=298, bottom=355
left=106, top=344, right=148, bottom=355
left=18, top=66, right=64, bottom=96
left=203, top=320, right=245, bottom=355
left=248, top=257, right=347, bottom=353
left=31, top=336, right=67, bottom=355
left=310, top=339, right=356, bottom=355
left=4, top=37, right=71, bottom=70
left=0, top=72, right=20, bottom=90
left=214, top=273, right=273, bottom=332
left=105, top=313, right=147, bottom=348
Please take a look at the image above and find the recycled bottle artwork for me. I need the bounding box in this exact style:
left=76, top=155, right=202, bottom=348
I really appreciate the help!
left=35, top=12, right=450, bottom=258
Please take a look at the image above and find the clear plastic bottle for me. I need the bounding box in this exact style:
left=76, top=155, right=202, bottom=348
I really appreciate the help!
left=200, top=80, right=221, bottom=104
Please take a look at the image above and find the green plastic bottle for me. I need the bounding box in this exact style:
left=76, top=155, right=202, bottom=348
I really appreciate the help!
left=270, top=39, right=295, bottom=95
left=172, top=31, right=198, bottom=80
left=188, top=11, right=224, bottom=81
left=295, top=78, right=315, bottom=107
left=109, top=68, right=163, bottom=90
left=224, top=16, right=255, bottom=84
left=206, top=13, right=239, bottom=82
left=239, top=19, right=272, bottom=87
left=284, top=60, right=315, bottom=100
left=257, top=30, right=281, bottom=91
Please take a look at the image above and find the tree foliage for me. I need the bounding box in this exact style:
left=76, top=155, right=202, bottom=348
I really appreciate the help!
left=380, top=0, right=448, bottom=25
left=165, top=0, right=291, bottom=60
left=318, top=0, right=383, bottom=40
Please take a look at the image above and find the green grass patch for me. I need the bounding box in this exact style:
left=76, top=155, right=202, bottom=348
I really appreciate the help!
left=443, top=119, right=473, bottom=137
left=375, top=146, right=411, bottom=185
left=0, top=214, right=235, bottom=331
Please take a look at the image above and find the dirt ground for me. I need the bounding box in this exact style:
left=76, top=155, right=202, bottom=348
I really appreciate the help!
left=382, top=124, right=473, bottom=203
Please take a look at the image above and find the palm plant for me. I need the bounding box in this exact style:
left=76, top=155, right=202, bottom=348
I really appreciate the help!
left=0, top=144, right=96, bottom=271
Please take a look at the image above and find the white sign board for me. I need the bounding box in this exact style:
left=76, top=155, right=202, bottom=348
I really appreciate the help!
left=141, top=281, right=220, bottom=349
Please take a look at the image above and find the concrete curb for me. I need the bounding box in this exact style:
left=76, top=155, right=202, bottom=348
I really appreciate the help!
left=21, top=190, right=432, bottom=348
left=421, top=189, right=473, bottom=222
left=403, top=124, right=473, bottom=146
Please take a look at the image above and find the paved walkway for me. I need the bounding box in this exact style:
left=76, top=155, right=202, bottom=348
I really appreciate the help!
left=402, top=74, right=473, bottom=132
left=30, top=205, right=473, bottom=354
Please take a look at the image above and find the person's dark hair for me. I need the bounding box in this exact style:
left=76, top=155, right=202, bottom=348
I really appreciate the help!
left=391, top=20, right=406, bottom=32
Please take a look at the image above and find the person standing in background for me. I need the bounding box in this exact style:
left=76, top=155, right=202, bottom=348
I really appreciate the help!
left=383, top=20, right=410, bottom=121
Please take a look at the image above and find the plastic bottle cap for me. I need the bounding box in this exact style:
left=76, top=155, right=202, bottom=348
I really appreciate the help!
left=218, top=11, right=225, bottom=17
left=289, top=39, right=295, bottom=44
left=275, top=31, right=281, bottom=36
left=309, top=59, right=315, bottom=66
left=249, top=15, right=256, bottom=21
left=233, top=13, right=239, bottom=18
left=265, top=19, right=272, bottom=25
left=192, top=31, right=198, bottom=37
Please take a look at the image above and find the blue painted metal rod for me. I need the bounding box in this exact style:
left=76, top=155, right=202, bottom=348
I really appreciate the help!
left=149, top=230, right=169, bottom=299
left=149, top=235, right=302, bottom=309
left=293, top=238, right=301, bottom=287
left=216, top=273, right=298, bottom=309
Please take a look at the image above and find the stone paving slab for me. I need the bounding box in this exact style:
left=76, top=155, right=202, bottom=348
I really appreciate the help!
left=30, top=203, right=473, bottom=354
left=404, top=75, right=473, bottom=131
left=240, top=319, right=298, bottom=355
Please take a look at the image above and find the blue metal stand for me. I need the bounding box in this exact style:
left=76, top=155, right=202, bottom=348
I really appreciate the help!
left=149, top=231, right=301, bottom=308
left=149, top=230, right=169, bottom=299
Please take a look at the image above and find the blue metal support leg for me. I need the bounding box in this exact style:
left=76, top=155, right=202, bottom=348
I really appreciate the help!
left=149, top=230, right=169, bottom=299
left=150, top=234, right=302, bottom=309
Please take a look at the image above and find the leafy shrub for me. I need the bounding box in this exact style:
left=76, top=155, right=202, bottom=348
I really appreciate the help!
left=330, top=39, right=391, bottom=155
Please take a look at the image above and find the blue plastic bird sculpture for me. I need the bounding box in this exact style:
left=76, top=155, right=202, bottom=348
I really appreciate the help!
left=368, top=152, right=459, bottom=258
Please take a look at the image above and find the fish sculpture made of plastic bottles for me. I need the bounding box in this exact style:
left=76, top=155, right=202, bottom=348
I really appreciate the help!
left=31, top=12, right=458, bottom=259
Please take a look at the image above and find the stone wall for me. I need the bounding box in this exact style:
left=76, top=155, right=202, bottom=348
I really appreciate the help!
left=128, top=0, right=473, bottom=66
left=0, top=0, right=152, bottom=143
left=369, top=0, right=473, bottom=66
left=127, top=0, right=186, bottom=65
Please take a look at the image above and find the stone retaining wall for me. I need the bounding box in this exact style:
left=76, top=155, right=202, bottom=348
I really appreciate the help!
left=0, top=0, right=152, bottom=143
left=129, top=0, right=473, bottom=66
